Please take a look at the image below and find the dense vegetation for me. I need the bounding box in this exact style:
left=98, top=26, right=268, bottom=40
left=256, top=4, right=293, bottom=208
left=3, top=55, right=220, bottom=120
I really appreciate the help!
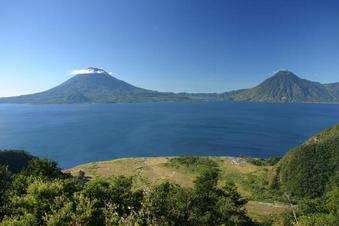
left=264, top=124, right=339, bottom=225
left=165, top=156, right=219, bottom=172
left=0, top=155, right=254, bottom=225
left=242, top=156, right=281, bottom=166
left=276, top=124, right=339, bottom=198
left=0, top=150, right=35, bottom=173
left=292, top=187, right=339, bottom=225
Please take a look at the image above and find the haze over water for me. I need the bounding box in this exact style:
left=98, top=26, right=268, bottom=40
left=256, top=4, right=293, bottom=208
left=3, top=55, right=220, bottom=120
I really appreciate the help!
left=0, top=102, right=339, bottom=168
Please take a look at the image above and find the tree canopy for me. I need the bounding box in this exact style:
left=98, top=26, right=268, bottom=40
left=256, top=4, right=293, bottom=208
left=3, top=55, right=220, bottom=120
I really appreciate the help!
left=0, top=155, right=253, bottom=226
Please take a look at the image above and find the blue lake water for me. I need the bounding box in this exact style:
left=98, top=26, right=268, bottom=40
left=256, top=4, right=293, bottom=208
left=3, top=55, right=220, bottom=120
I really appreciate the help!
left=0, top=102, right=339, bottom=168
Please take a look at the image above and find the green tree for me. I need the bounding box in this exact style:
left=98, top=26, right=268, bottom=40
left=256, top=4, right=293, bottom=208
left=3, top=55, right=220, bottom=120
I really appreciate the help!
left=82, top=176, right=142, bottom=218
left=143, top=182, right=192, bottom=226
left=190, top=168, right=221, bottom=225
left=0, top=165, right=12, bottom=219
left=2, top=213, right=39, bottom=226
left=216, top=182, right=251, bottom=225
left=26, top=159, right=69, bottom=180
left=291, top=186, right=339, bottom=226
left=191, top=168, right=253, bottom=226
left=0, top=150, right=34, bottom=173
left=8, top=179, right=71, bottom=225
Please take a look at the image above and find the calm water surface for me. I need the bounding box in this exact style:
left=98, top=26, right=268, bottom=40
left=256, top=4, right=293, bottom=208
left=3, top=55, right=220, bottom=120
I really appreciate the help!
left=0, top=102, right=338, bottom=168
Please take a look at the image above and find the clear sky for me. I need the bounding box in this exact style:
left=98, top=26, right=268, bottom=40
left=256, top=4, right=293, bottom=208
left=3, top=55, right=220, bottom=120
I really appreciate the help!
left=1, top=0, right=339, bottom=96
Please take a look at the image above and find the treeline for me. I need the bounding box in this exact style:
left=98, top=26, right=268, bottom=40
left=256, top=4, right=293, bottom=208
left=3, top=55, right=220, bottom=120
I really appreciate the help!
left=0, top=151, right=254, bottom=226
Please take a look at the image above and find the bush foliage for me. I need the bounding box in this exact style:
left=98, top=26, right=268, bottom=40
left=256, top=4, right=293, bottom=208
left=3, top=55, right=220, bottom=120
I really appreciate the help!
left=0, top=156, right=253, bottom=226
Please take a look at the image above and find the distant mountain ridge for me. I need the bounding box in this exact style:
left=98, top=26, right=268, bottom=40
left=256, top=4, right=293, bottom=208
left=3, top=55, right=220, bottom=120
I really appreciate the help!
left=324, top=82, right=339, bottom=98
left=0, top=68, right=338, bottom=104
left=224, top=70, right=339, bottom=103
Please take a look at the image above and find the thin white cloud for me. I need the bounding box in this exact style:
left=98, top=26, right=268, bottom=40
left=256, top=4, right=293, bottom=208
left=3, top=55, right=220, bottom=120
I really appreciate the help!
left=70, top=68, right=106, bottom=75
left=273, top=69, right=288, bottom=73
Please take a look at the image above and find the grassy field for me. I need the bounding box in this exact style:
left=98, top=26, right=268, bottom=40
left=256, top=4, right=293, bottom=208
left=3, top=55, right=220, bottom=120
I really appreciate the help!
left=68, top=156, right=289, bottom=223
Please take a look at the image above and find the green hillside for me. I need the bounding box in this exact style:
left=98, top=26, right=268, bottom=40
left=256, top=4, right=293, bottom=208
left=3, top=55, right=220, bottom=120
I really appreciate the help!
left=276, top=124, right=339, bottom=198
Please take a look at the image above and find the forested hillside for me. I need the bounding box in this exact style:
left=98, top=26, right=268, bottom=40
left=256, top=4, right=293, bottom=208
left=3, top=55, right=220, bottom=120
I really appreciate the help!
left=272, top=124, right=339, bottom=225
left=276, top=124, right=339, bottom=198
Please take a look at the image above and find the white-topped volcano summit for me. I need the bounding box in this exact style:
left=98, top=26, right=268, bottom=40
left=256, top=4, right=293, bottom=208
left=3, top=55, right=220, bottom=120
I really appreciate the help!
left=0, top=67, right=187, bottom=104
left=70, top=67, right=108, bottom=75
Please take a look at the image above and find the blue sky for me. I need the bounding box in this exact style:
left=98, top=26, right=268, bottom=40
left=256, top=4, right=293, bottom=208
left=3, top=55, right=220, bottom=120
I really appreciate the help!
left=1, top=0, right=339, bottom=96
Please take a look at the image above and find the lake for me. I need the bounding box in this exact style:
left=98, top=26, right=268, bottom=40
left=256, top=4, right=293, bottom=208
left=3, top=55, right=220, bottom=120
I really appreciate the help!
left=0, top=102, right=338, bottom=168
